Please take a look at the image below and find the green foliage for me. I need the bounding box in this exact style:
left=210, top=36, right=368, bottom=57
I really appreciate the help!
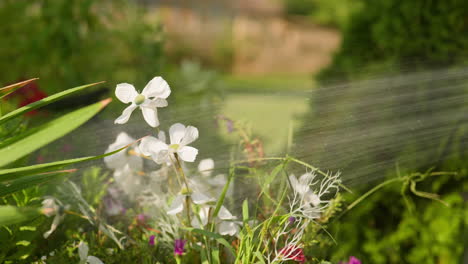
left=327, top=170, right=467, bottom=263
left=319, top=0, right=468, bottom=81
left=0, top=0, right=164, bottom=95
left=283, top=0, right=362, bottom=29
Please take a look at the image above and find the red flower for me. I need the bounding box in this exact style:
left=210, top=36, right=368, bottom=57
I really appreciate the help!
left=9, top=79, right=47, bottom=116
left=278, top=245, right=306, bottom=263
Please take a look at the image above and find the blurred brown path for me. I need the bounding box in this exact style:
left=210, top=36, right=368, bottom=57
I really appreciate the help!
left=145, top=0, right=340, bottom=75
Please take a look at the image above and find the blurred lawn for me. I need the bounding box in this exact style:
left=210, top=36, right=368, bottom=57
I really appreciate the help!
left=223, top=74, right=314, bottom=93
left=220, top=75, right=311, bottom=153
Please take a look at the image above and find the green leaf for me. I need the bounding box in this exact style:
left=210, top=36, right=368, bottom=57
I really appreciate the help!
left=0, top=141, right=137, bottom=182
left=0, top=98, right=111, bottom=167
left=0, top=169, right=74, bottom=197
left=254, top=251, right=266, bottom=264
left=0, top=78, right=39, bottom=99
left=0, top=81, right=104, bottom=125
left=0, top=206, right=41, bottom=226
left=242, top=199, right=249, bottom=222
left=184, top=227, right=236, bottom=257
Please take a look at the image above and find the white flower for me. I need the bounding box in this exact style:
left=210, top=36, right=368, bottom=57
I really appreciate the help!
left=114, top=77, right=171, bottom=127
left=192, top=159, right=229, bottom=197
left=289, top=173, right=321, bottom=207
left=140, top=123, right=199, bottom=164
left=41, top=197, right=66, bottom=239
left=104, top=132, right=142, bottom=172
left=198, top=158, right=214, bottom=177
left=113, top=164, right=143, bottom=199
left=191, top=206, right=241, bottom=236
left=288, top=171, right=340, bottom=220
left=167, top=191, right=215, bottom=215
left=78, top=241, right=104, bottom=264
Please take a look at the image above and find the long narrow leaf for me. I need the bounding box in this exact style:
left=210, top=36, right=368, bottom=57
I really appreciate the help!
left=0, top=81, right=104, bottom=125
left=184, top=227, right=236, bottom=257
left=0, top=139, right=140, bottom=182
left=0, top=169, right=75, bottom=197
left=0, top=206, right=41, bottom=226
left=0, top=78, right=39, bottom=99
left=0, top=98, right=111, bottom=167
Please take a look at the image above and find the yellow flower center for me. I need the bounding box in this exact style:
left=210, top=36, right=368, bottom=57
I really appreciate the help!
left=134, top=94, right=145, bottom=105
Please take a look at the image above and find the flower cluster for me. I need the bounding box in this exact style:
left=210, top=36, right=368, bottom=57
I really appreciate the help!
left=105, top=77, right=241, bottom=258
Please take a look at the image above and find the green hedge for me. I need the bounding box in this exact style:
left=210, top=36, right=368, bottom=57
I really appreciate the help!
left=319, top=0, right=468, bottom=82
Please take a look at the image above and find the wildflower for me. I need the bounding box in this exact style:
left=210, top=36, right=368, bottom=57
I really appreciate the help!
left=174, top=239, right=186, bottom=256
left=78, top=241, right=104, bottom=264
left=192, top=159, right=229, bottom=197
left=114, top=76, right=171, bottom=127
left=278, top=245, right=306, bottom=263
left=149, top=235, right=156, bottom=246
left=167, top=189, right=215, bottom=215
left=41, top=197, right=66, bottom=238
left=288, top=216, right=296, bottom=225
left=140, top=123, right=199, bottom=164
left=288, top=171, right=340, bottom=219
left=104, top=132, right=142, bottom=171
left=341, top=256, right=361, bottom=264
left=289, top=173, right=321, bottom=207
left=112, top=164, right=144, bottom=199
left=198, top=158, right=214, bottom=177
left=191, top=205, right=241, bottom=236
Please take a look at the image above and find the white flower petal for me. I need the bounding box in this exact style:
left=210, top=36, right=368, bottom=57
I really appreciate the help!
left=305, top=192, right=321, bottom=207
left=191, top=192, right=214, bottom=205
left=140, top=106, right=159, bottom=128
left=87, top=256, right=104, bottom=264
left=157, top=131, right=166, bottom=143
left=167, top=195, right=185, bottom=215
left=178, top=146, right=198, bottom=162
left=218, top=206, right=236, bottom=220
left=180, top=126, right=199, bottom=146
left=218, top=221, right=239, bottom=236
left=115, top=83, right=138, bottom=104
left=198, top=159, right=214, bottom=177
left=169, top=123, right=186, bottom=144
left=127, top=154, right=143, bottom=172
left=153, top=98, right=168, bottom=107
left=78, top=241, right=89, bottom=261
left=140, top=137, right=167, bottom=155
left=142, top=77, right=171, bottom=99
left=115, top=105, right=137, bottom=125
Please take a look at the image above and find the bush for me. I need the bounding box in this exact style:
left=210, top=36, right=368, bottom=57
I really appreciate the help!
left=319, top=0, right=468, bottom=82
left=0, top=0, right=164, bottom=95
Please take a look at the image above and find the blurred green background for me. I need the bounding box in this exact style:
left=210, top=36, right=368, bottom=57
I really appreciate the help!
left=1, top=0, right=468, bottom=263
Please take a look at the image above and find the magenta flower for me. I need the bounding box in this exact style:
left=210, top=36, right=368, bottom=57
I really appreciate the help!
left=340, top=256, right=361, bottom=264
left=149, top=235, right=155, bottom=246
left=288, top=216, right=296, bottom=225
left=174, top=239, right=186, bottom=256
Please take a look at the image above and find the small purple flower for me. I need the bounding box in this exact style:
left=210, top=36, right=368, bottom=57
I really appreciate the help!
left=148, top=235, right=155, bottom=246
left=348, top=256, right=361, bottom=264
left=174, top=239, right=186, bottom=256
left=288, top=216, right=296, bottom=225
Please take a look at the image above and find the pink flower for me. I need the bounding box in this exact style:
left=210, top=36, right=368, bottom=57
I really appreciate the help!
left=148, top=235, right=155, bottom=246
left=278, top=245, right=306, bottom=263
left=174, top=239, right=186, bottom=256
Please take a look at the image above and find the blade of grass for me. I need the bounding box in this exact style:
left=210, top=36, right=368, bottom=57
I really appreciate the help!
left=0, top=169, right=75, bottom=197
left=0, top=81, right=104, bottom=125
left=0, top=78, right=39, bottom=99
left=0, top=139, right=140, bottom=182
left=0, top=98, right=111, bottom=167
